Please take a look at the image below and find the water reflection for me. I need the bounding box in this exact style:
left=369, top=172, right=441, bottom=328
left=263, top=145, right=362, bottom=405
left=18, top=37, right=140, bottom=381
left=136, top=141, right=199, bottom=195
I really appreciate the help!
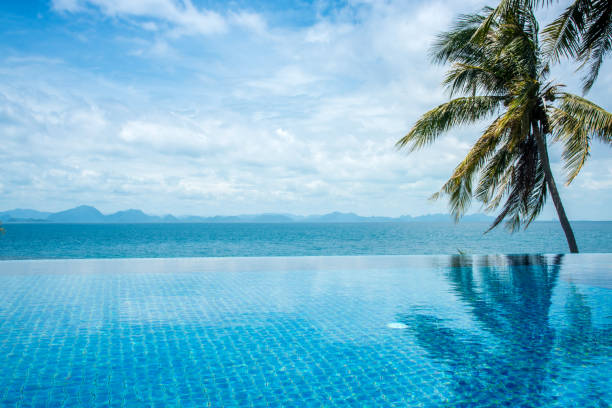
left=399, top=254, right=611, bottom=406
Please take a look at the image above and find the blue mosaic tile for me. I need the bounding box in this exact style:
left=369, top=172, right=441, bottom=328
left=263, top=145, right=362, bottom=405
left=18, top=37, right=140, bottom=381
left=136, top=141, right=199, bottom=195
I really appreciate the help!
left=0, top=255, right=610, bottom=407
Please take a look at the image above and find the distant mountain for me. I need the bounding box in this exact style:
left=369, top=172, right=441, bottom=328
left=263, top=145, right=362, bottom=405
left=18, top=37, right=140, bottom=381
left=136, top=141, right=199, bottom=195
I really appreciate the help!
left=47, top=205, right=106, bottom=223
left=462, top=213, right=497, bottom=222
left=409, top=213, right=453, bottom=222
left=0, top=209, right=51, bottom=222
left=249, top=214, right=295, bottom=223
left=106, top=209, right=161, bottom=223
left=0, top=205, right=498, bottom=224
left=303, top=212, right=395, bottom=223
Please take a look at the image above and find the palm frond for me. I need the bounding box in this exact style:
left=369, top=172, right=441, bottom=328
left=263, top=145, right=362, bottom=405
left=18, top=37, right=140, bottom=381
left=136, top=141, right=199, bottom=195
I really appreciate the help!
left=475, top=146, right=516, bottom=208
left=471, top=0, right=513, bottom=44
left=396, top=96, right=503, bottom=152
left=443, top=63, right=507, bottom=96
left=550, top=92, right=612, bottom=183
left=486, top=134, right=547, bottom=231
left=493, top=10, right=542, bottom=78
left=431, top=114, right=513, bottom=220
left=431, top=10, right=492, bottom=65
left=579, top=3, right=612, bottom=92
left=471, top=0, right=543, bottom=43
left=542, top=0, right=612, bottom=92
left=542, top=0, right=588, bottom=63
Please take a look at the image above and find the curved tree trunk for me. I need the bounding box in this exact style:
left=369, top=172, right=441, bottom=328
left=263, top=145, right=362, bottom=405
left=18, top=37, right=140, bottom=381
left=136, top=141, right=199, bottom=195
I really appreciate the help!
left=534, top=125, right=579, bottom=253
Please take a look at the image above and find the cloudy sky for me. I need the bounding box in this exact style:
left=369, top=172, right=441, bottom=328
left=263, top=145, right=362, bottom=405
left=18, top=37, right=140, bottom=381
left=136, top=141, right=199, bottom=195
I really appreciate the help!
left=1, top=0, right=611, bottom=218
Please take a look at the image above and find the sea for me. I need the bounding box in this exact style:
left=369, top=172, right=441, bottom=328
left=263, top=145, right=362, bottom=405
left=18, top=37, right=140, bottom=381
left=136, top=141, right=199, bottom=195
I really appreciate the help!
left=0, top=221, right=611, bottom=259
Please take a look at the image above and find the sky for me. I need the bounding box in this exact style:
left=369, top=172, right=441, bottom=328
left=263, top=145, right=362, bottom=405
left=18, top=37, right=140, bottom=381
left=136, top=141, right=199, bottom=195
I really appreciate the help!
left=1, top=0, right=611, bottom=219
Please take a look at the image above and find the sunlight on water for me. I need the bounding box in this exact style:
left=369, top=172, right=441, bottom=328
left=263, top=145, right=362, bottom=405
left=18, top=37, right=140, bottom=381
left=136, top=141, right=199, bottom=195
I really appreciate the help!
left=386, top=322, right=409, bottom=329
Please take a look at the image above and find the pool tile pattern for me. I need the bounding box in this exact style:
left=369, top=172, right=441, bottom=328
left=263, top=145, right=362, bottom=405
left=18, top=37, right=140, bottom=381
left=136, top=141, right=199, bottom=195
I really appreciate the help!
left=0, top=255, right=610, bottom=407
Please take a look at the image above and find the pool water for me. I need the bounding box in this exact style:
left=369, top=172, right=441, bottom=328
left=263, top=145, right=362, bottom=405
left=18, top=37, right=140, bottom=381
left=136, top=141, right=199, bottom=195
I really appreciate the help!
left=0, top=255, right=610, bottom=407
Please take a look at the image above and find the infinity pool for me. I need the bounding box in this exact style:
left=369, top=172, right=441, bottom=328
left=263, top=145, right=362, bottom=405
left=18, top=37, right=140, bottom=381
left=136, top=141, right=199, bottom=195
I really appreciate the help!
left=0, top=255, right=610, bottom=407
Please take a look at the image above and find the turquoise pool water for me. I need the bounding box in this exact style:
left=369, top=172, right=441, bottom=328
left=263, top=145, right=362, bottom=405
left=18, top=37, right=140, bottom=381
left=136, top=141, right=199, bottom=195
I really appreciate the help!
left=0, top=255, right=610, bottom=406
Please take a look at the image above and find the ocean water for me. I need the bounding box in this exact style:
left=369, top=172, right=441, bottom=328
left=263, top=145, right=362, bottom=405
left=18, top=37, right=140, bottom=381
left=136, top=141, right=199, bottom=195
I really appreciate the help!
left=0, top=254, right=610, bottom=406
left=0, top=222, right=611, bottom=259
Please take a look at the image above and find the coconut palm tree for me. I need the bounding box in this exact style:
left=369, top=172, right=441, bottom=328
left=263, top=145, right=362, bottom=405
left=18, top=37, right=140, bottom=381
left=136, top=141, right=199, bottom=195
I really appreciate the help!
left=397, top=6, right=612, bottom=253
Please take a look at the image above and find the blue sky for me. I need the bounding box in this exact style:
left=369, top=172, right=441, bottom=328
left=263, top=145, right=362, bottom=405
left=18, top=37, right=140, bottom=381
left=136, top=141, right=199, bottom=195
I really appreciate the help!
left=1, top=0, right=611, bottom=219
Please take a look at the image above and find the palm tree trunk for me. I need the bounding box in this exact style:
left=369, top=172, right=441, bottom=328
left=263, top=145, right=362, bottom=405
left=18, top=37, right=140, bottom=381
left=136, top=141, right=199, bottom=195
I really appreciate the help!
left=534, top=125, right=579, bottom=253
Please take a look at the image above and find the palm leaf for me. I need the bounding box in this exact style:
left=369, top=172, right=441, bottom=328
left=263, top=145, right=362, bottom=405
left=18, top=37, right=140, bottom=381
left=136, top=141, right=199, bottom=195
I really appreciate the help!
left=396, top=96, right=503, bottom=152
left=443, top=63, right=507, bottom=97
left=431, top=10, right=492, bottom=65
left=542, top=0, right=588, bottom=63
left=551, top=93, right=612, bottom=183
left=542, top=0, right=612, bottom=92
left=579, top=3, right=612, bottom=92
left=431, top=116, right=509, bottom=220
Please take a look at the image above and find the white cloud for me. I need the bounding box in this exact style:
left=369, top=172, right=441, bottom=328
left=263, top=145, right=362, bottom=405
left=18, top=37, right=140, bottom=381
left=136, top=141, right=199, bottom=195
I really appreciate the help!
left=246, top=65, right=322, bottom=95
left=51, top=0, right=272, bottom=37
left=230, top=11, right=267, bottom=34
left=140, top=21, right=159, bottom=31
left=119, top=120, right=216, bottom=156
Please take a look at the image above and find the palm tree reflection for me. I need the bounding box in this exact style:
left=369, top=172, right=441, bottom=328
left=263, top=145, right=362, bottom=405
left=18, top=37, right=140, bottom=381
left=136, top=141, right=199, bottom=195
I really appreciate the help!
left=400, top=254, right=611, bottom=406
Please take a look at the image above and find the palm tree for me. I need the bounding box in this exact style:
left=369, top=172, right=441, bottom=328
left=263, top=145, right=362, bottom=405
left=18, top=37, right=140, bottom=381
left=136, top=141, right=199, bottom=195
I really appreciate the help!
left=397, top=6, right=612, bottom=253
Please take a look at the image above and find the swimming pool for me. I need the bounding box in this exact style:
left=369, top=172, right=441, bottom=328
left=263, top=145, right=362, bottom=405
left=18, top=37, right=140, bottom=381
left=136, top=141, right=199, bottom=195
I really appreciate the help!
left=1, top=255, right=610, bottom=406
